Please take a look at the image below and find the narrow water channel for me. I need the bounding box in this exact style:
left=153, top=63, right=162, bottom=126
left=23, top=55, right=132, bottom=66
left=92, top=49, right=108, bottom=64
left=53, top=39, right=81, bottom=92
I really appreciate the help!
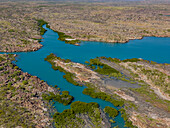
left=1, top=25, right=170, bottom=127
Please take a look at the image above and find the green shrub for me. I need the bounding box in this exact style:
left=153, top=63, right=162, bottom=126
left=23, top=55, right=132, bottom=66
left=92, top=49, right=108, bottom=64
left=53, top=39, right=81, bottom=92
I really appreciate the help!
left=88, top=58, right=119, bottom=75
left=15, top=77, right=20, bottom=81
left=123, top=58, right=141, bottom=62
left=37, top=19, right=48, bottom=35
left=0, top=56, right=4, bottom=62
left=119, top=108, right=137, bottom=128
left=22, top=80, right=28, bottom=85
left=53, top=101, right=100, bottom=127
left=83, top=88, right=124, bottom=107
left=42, top=91, right=74, bottom=106
left=14, top=66, right=19, bottom=69
left=4, top=71, right=9, bottom=74
left=104, top=106, right=118, bottom=118
left=0, top=67, right=3, bottom=70
left=55, top=30, right=80, bottom=45
left=8, top=29, right=15, bottom=32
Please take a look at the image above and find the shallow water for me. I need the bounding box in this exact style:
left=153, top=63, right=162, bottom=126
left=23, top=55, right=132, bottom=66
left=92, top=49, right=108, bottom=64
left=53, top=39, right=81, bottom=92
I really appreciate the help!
left=1, top=25, right=170, bottom=127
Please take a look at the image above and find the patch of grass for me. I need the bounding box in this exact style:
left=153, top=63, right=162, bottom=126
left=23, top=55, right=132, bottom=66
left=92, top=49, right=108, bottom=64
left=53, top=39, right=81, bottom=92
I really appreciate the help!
left=104, top=106, right=118, bottom=118
left=42, top=91, right=74, bottom=106
left=88, top=58, right=120, bottom=75
left=83, top=88, right=124, bottom=107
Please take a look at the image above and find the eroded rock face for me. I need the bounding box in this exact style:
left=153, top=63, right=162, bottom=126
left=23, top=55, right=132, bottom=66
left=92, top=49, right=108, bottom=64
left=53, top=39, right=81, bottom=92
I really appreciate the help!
left=0, top=54, right=58, bottom=128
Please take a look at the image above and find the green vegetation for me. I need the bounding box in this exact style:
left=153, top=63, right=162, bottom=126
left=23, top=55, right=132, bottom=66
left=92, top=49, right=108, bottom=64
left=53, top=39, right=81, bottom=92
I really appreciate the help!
left=100, top=57, right=142, bottom=63
left=89, top=58, right=104, bottom=66
left=122, top=58, right=141, bottom=62
left=45, top=53, right=71, bottom=63
left=22, top=80, right=28, bottom=85
left=109, top=119, right=115, bottom=123
left=42, top=91, right=74, bottom=106
left=0, top=57, right=36, bottom=127
left=8, top=29, right=15, bottom=32
left=45, top=54, right=82, bottom=86
left=87, top=57, right=137, bottom=83
left=56, top=31, right=71, bottom=41
left=101, top=57, right=121, bottom=63
left=53, top=101, right=102, bottom=128
left=0, top=56, right=5, bottom=62
left=20, top=39, right=31, bottom=45
left=83, top=88, right=124, bottom=107
left=88, top=58, right=120, bottom=75
left=104, top=106, right=118, bottom=118
left=44, top=53, right=56, bottom=62
left=131, top=84, right=170, bottom=111
left=70, top=101, right=99, bottom=113
left=55, top=30, right=81, bottom=45
left=0, top=54, right=55, bottom=127
left=63, top=72, right=81, bottom=86
left=0, top=100, right=35, bottom=127
left=140, top=68, right=170, bottom=96
left=119, top=108, right=137, bottom=128
left=37, top=19, right=49, bottom=35
left=95, top=65, right=119, bottom=75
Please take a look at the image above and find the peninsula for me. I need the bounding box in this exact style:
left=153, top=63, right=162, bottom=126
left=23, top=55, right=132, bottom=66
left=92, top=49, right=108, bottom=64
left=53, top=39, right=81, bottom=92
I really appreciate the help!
left=45, top=54, right=170, bottom=128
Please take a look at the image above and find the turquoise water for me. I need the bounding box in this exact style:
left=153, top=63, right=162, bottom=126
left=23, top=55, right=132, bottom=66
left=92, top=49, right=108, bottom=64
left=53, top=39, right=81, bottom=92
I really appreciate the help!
left=2, top=25, right=170, bottom=127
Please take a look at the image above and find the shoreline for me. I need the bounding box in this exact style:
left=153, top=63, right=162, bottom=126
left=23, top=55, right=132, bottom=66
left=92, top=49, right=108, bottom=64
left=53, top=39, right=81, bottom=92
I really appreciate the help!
left=78, top=34, right=170, bottom=44
left=1, top=26, right=170, bottom=52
